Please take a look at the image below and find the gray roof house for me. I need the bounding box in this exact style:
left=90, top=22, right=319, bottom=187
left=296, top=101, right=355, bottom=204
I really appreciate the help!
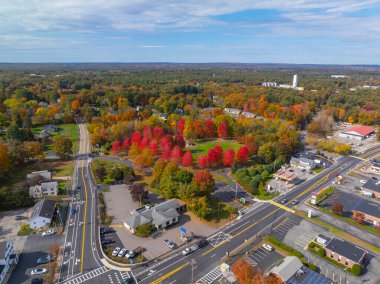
left=124, top=199, right=185, bottom=234
left=29, top=199, right=56, bottom=229
left=271, top=256, right=303, bottom=283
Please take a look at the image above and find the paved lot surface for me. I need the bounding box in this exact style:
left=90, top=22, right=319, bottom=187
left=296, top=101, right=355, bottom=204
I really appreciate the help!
left=245, top=246, right=283, bottom=273
left=0, top=207, right=32, bottom=252
left=8, top=233, right=64, bottom=284
left=104, top=184, right=217, bottom=259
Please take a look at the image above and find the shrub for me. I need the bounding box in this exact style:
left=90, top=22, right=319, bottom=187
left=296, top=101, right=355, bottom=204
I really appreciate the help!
left=267, top=236, right=303, bottom=258
left=305, top=262, right=318, bottom=271
left=308, top=243, right=315, bottom=249
left=135, top=223, right=157, bottom=237
left=109, top=167, right=124, bottom=181
left=348, top=264, right=362, bottom=276
left=317, top=247, right=326, bottom=257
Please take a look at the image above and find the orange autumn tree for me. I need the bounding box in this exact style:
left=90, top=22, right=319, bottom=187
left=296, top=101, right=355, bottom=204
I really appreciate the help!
left=231, top=259, right=282, bottom=284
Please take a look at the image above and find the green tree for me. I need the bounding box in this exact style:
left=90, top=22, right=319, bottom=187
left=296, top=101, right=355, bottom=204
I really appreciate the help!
left=7, top=123, right=22, bottom=141
left=110, top=167, right=124, bottom=181
left=187, top=196, right=211, bottom=219
left=53, top=136, right=73, bottom=160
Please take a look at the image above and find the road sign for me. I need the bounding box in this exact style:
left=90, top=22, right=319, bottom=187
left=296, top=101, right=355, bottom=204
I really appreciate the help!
left=180, top=226, right=186, bottom=234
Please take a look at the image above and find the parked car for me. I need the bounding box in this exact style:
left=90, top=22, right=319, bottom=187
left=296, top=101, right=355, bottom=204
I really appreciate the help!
left=42, top=230, right=55, bottom=236
left=182, top=247, right=193, bottom=256
left=291, top=200, right=299, bottom=205
left=195, top=239, right=208, bottom=249
left=15, top=215, right=25, bottom=220
left=37, top=255, right=51, bottom=264
left=125, top=250, right=135, bottom=259
left=100, top=227, right=114, bottom=235
left=118, top=248, right=127, bottom=257
left=360, top=180, right=367, bottom=184
left=70, top=209, right=77, bottom=216
left=280, top=199, right=288, bottom=204
left=262, top=244, right=274, bottom=252
left=112, top=247, right=121, bottom=257
left=31, top=278, right=44, bottom=284
left=371, top=176, right=378, bottom=181
left=164, top=239, right=176, bottom=249
left=31, top=268, right=47, bottom=275
left=122, top=278, right=135, bottom=284
left=144, top=204, right=151, bottom=209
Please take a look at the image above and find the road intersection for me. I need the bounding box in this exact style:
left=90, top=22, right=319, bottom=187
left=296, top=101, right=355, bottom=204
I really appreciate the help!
left=57, top=122, right=380, bottom=284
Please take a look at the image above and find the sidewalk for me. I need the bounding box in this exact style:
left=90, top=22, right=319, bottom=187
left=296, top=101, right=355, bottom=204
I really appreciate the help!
left=299, top=203, right=380, bottom=250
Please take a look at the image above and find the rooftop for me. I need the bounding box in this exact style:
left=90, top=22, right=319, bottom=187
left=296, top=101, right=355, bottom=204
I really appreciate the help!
left=325, top=237, right=367, bottom=263
left=271, top=256, right=303, bottom=282
left=352, top=199, right=380, bottom=218
left=342, top=125, right=375, bottom=136
left=287, top=266, right=331, bottom=284
left=30, top=199, right=56, bottom=220
left=362, top=179, right=380, bottom=193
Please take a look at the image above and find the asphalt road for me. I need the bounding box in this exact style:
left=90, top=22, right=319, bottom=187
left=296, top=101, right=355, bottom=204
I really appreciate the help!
left=137, top=145, right=380, bottom=283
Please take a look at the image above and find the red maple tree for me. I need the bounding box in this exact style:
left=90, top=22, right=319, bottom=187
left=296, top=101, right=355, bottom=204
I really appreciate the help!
left=217, top=121, right=229, bottom=139
left=237, top=146, right=250, bottom=163
left=223, top=148, right=235, bottom=166
left=111, top=140, right=122, bottom=155
left=197, top=154, right=208, bottom=168
left=204, top=120, right=216, bottom=137
left=131, top=131, right=142, bottom=145
left=170, top=146, right=183, bottom=164
left=177, top=118, right=185, bottom=134
left=182, top=151, right=194, bottom=167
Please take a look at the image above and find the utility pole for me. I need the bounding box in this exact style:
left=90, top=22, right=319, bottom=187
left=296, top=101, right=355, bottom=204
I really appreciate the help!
left=191, top=259, right=196, bottom=284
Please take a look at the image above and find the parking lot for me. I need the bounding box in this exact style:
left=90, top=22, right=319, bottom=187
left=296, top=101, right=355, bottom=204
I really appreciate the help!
left=244, top=246, right=283, bottom=273
left=103, top=185, right=217, bottom=260
left=271, top=217, right=301, bottom=241
left=319, top=189, right=364, bottom=218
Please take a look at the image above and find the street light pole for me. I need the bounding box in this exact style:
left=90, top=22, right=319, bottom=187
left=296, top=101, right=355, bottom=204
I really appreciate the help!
left=191, top=259, right=196, bottom=284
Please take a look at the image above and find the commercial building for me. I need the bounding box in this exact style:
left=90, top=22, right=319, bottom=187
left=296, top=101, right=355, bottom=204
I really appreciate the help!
left=29, top=199, right=56, bottom=229
left=0, top=241, right=18, bottom=284
left=351, top=199, right=380, bottom=226
left=339, top=125, right=375, bottom=140
left=224, top=108, right=242, bottom=116
left=261, top=82, right=278, bottom=87
left=316, top=235, right=368, bottom=268
left=292, top=74, right=298, bottom=88
left=29, top=181, right=59, bottom=198
left=361, top=179, right=380, bottom=198
left=124, top=199, right=186, bottom=234
left=369, top=159, right=380, bottom=174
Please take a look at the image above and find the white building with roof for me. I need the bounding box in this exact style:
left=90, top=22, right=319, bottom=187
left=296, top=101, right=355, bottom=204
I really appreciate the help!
left=29, top=199, right=56, bottom=229
left=0, top=240, right=18, bottom=284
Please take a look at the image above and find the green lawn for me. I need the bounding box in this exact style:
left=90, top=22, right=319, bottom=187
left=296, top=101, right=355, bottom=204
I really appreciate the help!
left=91, top=159, right=132, bottom=185
left=212, top=173, right=233, bottom=185
left=186, top=139, right=242, bottom=158
left=32, top=124, right=79, bottom=153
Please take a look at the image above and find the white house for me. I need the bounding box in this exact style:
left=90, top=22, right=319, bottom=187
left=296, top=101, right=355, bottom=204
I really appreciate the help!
left=124, top=199, right=186, bottom=234
left=290, top=157, right=317, bottom=170
left=224, top=108, right=242, bottom=116
left=29, top=181, right=59, bottom=198
left=0, top=241, right=18, bottom=284
left=29, top=199, right=56, bottom=229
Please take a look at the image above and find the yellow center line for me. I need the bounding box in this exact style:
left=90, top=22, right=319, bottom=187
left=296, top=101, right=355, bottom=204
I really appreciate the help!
left=80, top=125, right=88, bottom=273
left=150, top=262, right=189, bottom=284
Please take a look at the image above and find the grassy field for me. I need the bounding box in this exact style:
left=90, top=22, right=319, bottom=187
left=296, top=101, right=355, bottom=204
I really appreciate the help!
left=212, top=173, right=233, bottom=185
left=91, top=159, right=132, bottom=185
left=32, top=124, right=79, bottom=153
left=186, top=139, right=242, bottom=158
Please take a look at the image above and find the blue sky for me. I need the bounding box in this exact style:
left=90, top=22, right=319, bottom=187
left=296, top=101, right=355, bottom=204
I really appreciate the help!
left=1, top=0, right=380, bottom=64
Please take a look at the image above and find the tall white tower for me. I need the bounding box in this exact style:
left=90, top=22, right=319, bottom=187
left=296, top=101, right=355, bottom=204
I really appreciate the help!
left=292, top=74, right=298, bottom=89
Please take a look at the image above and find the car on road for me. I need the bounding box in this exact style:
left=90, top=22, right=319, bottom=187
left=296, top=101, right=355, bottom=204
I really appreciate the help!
left=371, top=176, right=378, bottom=181
left=31, top=268, right=47, bottom=275
left=118, top=248, right=127, bottom=257
left=15, top=215, right=26, bottom=220
left=360, top=180, right=367, bottom=184
left=31, top=278, right=44, bottom=284
left=280, top=198, right=288, bottom=204
left=37, top=255, right=51, bottom=264
left=182, top=247, right=193, bottom=256
left=291, top=200, right=299, bottom=205
left=70, top=209, right=77, bottom=215
left=164, top=239, right=177, bottom=249
left=125, top=250, right=135, bottom=259
left=101, top=239, right=114, bottom=246
left=42, top=230, right=55, bottom=236
left=262, top=244, right=274, bottom=252
left=121, top=278, right=135, bottom=284
left=112, top=247, right=121, bottom=257
left=195, top=239, right=208, bottom=249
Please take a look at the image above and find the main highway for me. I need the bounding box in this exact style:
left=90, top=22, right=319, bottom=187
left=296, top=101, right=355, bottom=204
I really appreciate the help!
left=57, top=121, right=380, bottom=284
left=58, top=122, right=135, bottom=284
